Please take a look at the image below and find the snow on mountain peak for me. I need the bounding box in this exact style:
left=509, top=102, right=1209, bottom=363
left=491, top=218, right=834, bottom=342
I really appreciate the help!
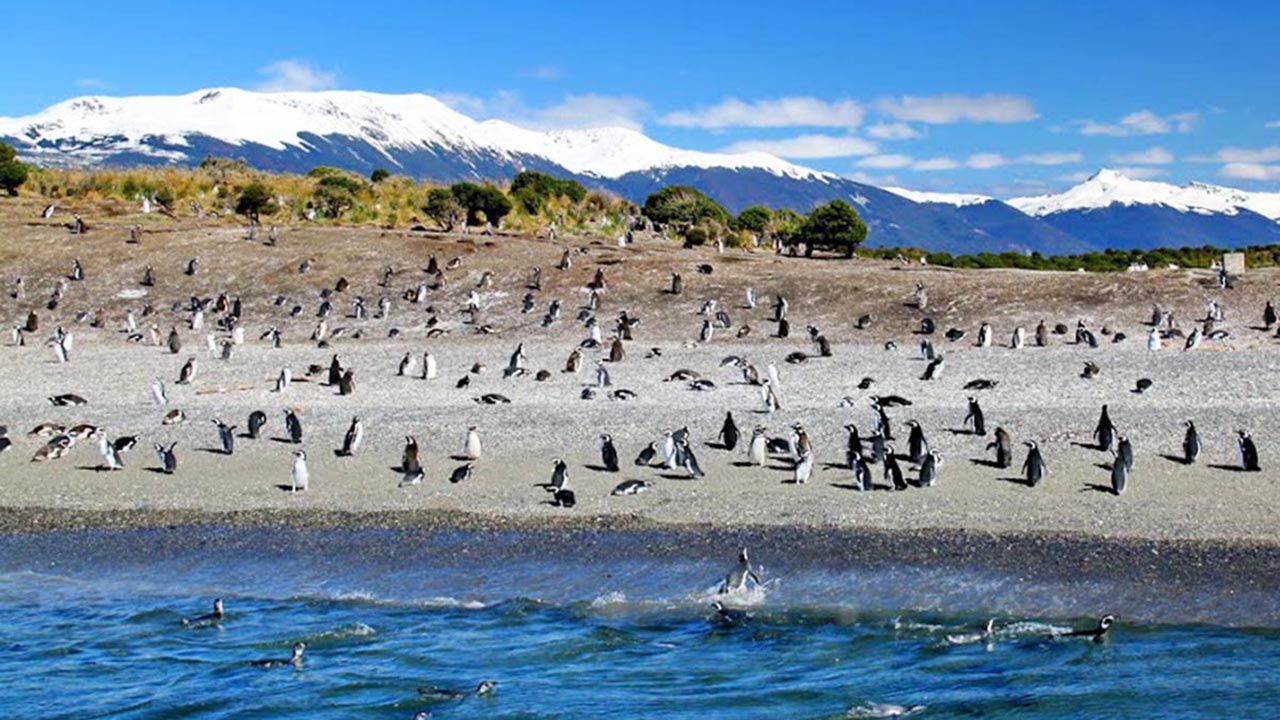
left=883, top=186, right=995, bottom=207
left=1008, top=168, right=1280, bottom=221
left=0, top=87, right=828, bottom=181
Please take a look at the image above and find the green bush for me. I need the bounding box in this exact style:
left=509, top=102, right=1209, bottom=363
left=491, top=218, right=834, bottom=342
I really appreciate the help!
left=370, top=168, right=390, bottom=183
left=641, top=185, right=731, bottom=228
left=0, top=142, right=30, bottom=196
left=795, top=199, right=868, bottom=257
left=450, top=182, right=512, bottom=226
left=235, top=182, right=272, bottom=222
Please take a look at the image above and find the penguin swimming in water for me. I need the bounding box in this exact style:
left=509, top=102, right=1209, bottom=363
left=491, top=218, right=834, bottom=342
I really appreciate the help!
left=599, top=434, right=620, bottom=471
left=719, top=411, right=740, bottom=451
left=290, top=450, right=310, bottom=492
left=182, top=598, right=224, bottom=626
left=710, top=600, right=751, bottom=625
left=249, top=642, right=306, bottom=668
left=340, top=416, right=364, bottom=457
left=987, top=427, right=1012, bottom=469
left=1238, top=430, right=1260, bottom=472
left=1182, top=420, right=1201, bottom=465
left=720, top=548, right=761, bottom=594
left=247, top=410, right=267, bottom=440
left=964, top=397, right=986, bottom=436
left=213, top=418, right=235, bottom=455
left=1054, top=615, right=1115, bottom=643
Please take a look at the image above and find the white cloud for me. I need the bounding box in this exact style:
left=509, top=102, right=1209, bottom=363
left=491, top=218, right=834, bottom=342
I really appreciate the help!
left=256, top=60, right=337, bottom=92
left=875, top=94, right=1037, bottom=124
left=846, top=171, right=901, bottom=186
left=865, top=122, right=922, bottom=140
left=1020, top=152, right=1083, bottom=165
left=913, top=157, right=959, bottom=171
left=1078, top=110, right=1197, bottom=136
left=720, top=134, right=877, bottom=159
left=660, top=97, right=864, bottom=129
left=75, top=78, right=107, bottom=89
left=528, top=65, right=562, bottom=81
left=1220, top=163, right=1280, bottom=181
left=1111, top=166, right=1167, bottom=179
left=1267, top=120, right=1280, bottom=129
left=440, top=90, right=649, bottom=131
left=857, top=154, right=914, bottom=169
left=967, top=153, right=1007, bottom=169
left=1057, top=171, right=1095, bottom=183
left=1110, top=146, right=1174, bottom=165
left=1186, top=146, right=1280, bottom=163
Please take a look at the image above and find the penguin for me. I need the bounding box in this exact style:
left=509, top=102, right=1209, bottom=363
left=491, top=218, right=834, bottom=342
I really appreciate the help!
left=1266, top=300, right=1278, bottom=329
left=291, top=450, right=310, bottom=492
left=843, top=424, right=865, bottom=466
left=181, top=598, right=224, bottom=626
left=921, top=355, right=944, bottom=381
left=1147, top=327, right=1161, bottom=351
left=1115, top=435, right=1135, bottom=471
left=176, top=357, right=197, bottom=385
left=154, top=442, right=178, bottom=474
left=398, top=352, right=416, bottom=377
left=1110, top=455, right=1129, bottom=495
left=987, top=427, right=1012, bottom=469
left=1238, top=430, right=1260, bottom=472
left=905, top=420, right=928, bottom=464
left=720, top=548, right=761, bottom=594
left=340, top=416, right=364, bottom=457
left=546, top=458, right=569, bottom=493
left=96, top=430, right=123, bottom=471
left=1184, top=326, right=1202, bottom=351
left=871, top=400, right=893, bottom=441
left=884, top=450, right=907, bottom=491
left=1182, top=420, right=1201, bottom=465
left=247, top=410, right=267, bottom=440
left=418, top=680, right=499, bottom=701
left=49, top=393, right=88, bottom=407
left=595, top=363, right=612, bottom=388
left=249, top=642, right=306, bottom=668
left=634, top=442, right=657, bottom=466
left=1011, top=326, right=1025, bottom=349
left=1022, top=440, right=1046, bottom=486
left=661, top=431, right=678, bottom=468
left=793, top=450, right=813, bottom=484
left=167, top=327, right=182, bottom=354
left=464, top=425, right=482, bottom=460
left=976, top=322, right=992, bottom=347
left=714, top=411, right=741, bottom=452
left=400, top=464, right=424, bottom=487
left=449, top=464, right=474, bottom=484
left=1034, top=320, right=1048, bottom=347
left=681, top=441, right=705, bottom=478
left=600, top=434, right=620, bottom=471
left=1056, top=615, right=1115, bottom=643
left=213, top=418, right=236, bottom=455
left=1094, top=405, right=1115, bottom=451
left=964, top=397, right=986, bottom=436
left=748, top=426, right=768, bottom=467
left=852, top=454, right=873, bottom=491
left=162, top=409, right=186, bottom=426
left=917, top=449, right=942, bottom=487
left=609, top=336, right=625, bottom=363
left=760, top=379, right=782, bottom=413
left=422, top=352, right=438, bottom=380
left=402, top=436, right=421, bottom=473
left=283, top=409, right=303, bottom=444
left=275, top=367, right=292, bottom=393
left=611, top=479, right=653, bottom=496
left=563, top=348, right=582, bottom=373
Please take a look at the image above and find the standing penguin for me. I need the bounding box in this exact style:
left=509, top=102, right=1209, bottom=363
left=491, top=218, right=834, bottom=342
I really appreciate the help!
left=422, top=352, right=438, bottom=380
left=852, top=454, right=873, bottom=491
left=634, top=442, right=657, bottom=467
left=844, top=424, right=863, bottom=467
left=464, top=425, right=482, bottom=460
left=338, top=369, right=356, bottom=396
left=661, top=431, right=678, bottom=469
left=283, top=409, right=303, bottom=444
left=1182, top=420, right=1201, bottom=465
left=1035, top=320, right=1048, bottom=347
left=328, top=417, right=358, bottom=460
left=905, top=420, right=928, bottom=464
left=719, top=411, right=740, bottom=451
left=177, top=357, right=197, bottom=385
left=793, top=450, right=814, bottom=484
left=401, top=436, right=421, bottom=473
left=720, top=548, right=761, bottom=594
left=154, top=442, right=178, bottom=474
left=976, top=322, right=992, bottom=348
left=921, top=355, right=944, bottom=381
left=681, top=441, right=705, bottom=478
left=1094, top=405, right=1115, bottom=451
left=1011, top=326, right=1025, bottom=349
left=964, top=397, right=986, bottom=436
left=748, top=426, right=768, bottom=467
left=1110, top=456, right=1129, bottom=496
left=917, top=449, right=942, bottom=487
left=600, top=434, right=620, bottom=472
left=247, top=410, right=267, bottom=439
left=1023, top=441, right=1046, bottom=486
left=1115, top=435, right=1134, bottom=472
left=987, top=427, right=1012, bottom=469
left=213, top=418, right=236, bottom=455
left=291, top=450, right=310, bottom=493
left=1238, top=430, right=1260, bottom=472
left=884, top=450, right=907, bottom=491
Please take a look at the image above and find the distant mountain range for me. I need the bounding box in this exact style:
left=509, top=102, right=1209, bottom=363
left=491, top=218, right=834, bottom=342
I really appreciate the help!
left=4, top=88, right=1280, bottom=254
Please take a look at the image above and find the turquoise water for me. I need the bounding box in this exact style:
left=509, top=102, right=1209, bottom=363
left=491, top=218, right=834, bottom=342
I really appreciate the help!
left=1, top=528, right=1277, bottom=719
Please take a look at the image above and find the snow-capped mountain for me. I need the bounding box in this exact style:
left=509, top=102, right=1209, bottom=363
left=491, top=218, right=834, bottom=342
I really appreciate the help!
left=3, top=89, right=1279, bottom=253
left=1009, top=169, right=1280, bottom=221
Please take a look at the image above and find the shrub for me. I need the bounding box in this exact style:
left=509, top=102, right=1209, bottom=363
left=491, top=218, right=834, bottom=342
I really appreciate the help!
left=235, top=182, right=271, bottom=222
left=370, top=168, right=390, bottom=183
left=0, top=142, right=30, bottom=196
left=794, top=199, right=868, bottom=257
left=641, top=185, right=731, bottom=228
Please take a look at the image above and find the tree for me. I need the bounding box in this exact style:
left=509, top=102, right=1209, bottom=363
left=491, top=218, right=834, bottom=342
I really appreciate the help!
left=734, top=205, right=772, bottom=234
left=0, top=142, right=29, bottom=197
left=450, top=182, right=512, bottom=227
left=794, top=199, right=868, bottom=257
left=422, top=187, right=463, bottom=231
left=235, top=182, right=271, bottom=223
left=510, top=170, right=587, bottom=210
left=153, top=185, right=176, bottom=211
left=641, top=186, right=731, bottom=228
left=370, top=168, right=390, bottom=183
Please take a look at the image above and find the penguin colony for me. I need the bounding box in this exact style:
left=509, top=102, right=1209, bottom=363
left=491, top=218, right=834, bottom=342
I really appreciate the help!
left=1, top=213, right=1270, bottom=508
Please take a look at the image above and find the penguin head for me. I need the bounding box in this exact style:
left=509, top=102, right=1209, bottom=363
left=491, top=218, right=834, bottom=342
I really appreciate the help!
left=1098, top=615, right=1115, bottom=630
left=476, top=680, right=498, bottom=695
left=738, top=548, right=750, bottom=562
left=292, top=642, right=307, bottom=656
left=1024, top=440, right=1038, bottom=449
left=294, top=450, right=306, bottom=460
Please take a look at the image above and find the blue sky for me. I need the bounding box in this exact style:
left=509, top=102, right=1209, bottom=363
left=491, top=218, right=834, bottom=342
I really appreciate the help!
left=3, top=0, right=1280, bottom=196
